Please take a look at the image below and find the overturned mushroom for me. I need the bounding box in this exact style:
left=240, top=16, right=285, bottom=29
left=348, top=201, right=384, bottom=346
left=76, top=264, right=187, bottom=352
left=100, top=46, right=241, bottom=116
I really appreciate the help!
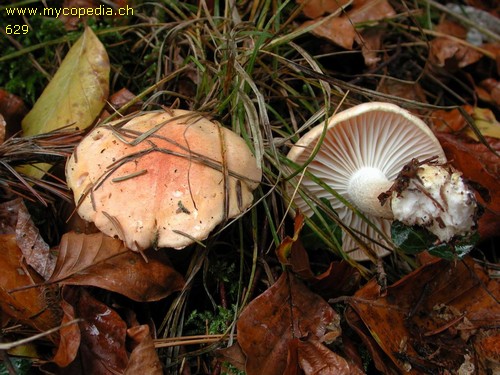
left=286, top=102, right=477, bottom=261
left=66, top=109, right=262, bottom=251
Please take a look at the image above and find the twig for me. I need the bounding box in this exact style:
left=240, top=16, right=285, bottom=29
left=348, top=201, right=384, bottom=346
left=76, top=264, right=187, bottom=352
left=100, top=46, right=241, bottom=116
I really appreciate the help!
left=0, top=319, right=81, bottom=350
left=154, top=334, right=235, bottom=348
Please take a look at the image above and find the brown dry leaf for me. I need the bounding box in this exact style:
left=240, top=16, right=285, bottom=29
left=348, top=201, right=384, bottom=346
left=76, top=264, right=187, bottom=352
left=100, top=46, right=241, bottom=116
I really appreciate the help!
left=216, top=342, right=247, bottom=372
left=377, top=79, right=428, bottom=108
left=276, top=212, right=360, bottom=299
left=345, top=306, right=398, bottom=374
left=436, top=19, right=468, bottom=39
left=430, top=38, right=483, bottom=69
left=474, top=330, right=500, bottom=373
left=99, top=87, right=142, bottom=121
left=357, top=28, right=384, bottom=67
left=49, top=232, right=185, bottom=302
left=430, top=21, right=483, bottom=69
left=59, top=0, right=129, bottom=30
left=297, top=0, right=351, bottom=19
left=52, top=290, right=81, bottom=367
left=12, top=199, right=55, bottom=279
left=430, top=105, right=500, bottom=141
left=236, top=272, right=341, bottom=375
left=309, top=261, right=361, bottom=299
left=58, top=288, right=129, bottom=374
left=0, top=234, right=61, bottom=334
left=0, top=114, right=5, bottom=144
left=347, top=257, right=500, bottom=374
left=0, top=89, right=28, bottom=138
left=478, top=78, right=500, bottom=106
left=430, top=106, right=472, bottom=133
left=304, top=0, right=395, bottom=50
left=297, top=338, right=365, bottom=374
left=125, top=324, right=163, bottom=374
left=435, top=132, right=499, bottom=238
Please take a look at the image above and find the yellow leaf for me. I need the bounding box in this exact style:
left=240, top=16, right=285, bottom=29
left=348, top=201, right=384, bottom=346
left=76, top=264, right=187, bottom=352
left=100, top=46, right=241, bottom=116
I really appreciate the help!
left=20, top=27, right=109, bottom=178
left=466, top=107, right=500, bottom=141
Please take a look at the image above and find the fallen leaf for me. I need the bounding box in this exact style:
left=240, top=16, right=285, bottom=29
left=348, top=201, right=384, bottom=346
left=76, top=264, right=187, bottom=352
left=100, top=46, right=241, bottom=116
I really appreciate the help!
left=297, top=0, right=351, bottom=19
left=430, top=21, right=483, bottom=69
left=347, top=257, right=500, bottom=374
left=60, top=287, right=129, bottom=374
left=430, top=38, right=483, bottom=69
left=59, top=0, right=129, bottom=30
left=304, top=0, right=395, bottom=50
left=0, top=234, right=61, bottom=335
left=436, top=19, right=468, bottom=39
left=357, top=28, right=384, bottom=67
left=345, top=306, right=398, bottom=374
left=0, top=89, right=28, bottom=138
left=216, top=342, right=247, bottom=372
left=22, top=26, right=109, bottom=136
left=0, top=114, right=5, bottom=144
left=377, top=79, right=428, bottom=109
left=296, top=338, right=364, bottom=374
left=49, top=232, right=185, bottom=302
left=431, top=105, right=473, bottom=133
left=276, top=212, right=360, bottom=298
left=432, top=105, right=500, bottom=141
left=59, top=0, right=100, bottom=30
left=52, top=291, right=81, bottom=367
left=467, top=106, right=500, bottom=140
left=236, top=272, right=341, bottom=375
left=478, top=78, right=500, bottom=106
left=99, top=87, right=142, bottom=121
left=474, top=330, right=500, bottom=373
left=13, top=199, right=55, bottom=279
left=20, top=26, right=109, bottom=178
left=125, top=325, right=163, bottom=374
left=309, top=261, right=361, bottom=299
left=435, top=132, right=499, bottom=238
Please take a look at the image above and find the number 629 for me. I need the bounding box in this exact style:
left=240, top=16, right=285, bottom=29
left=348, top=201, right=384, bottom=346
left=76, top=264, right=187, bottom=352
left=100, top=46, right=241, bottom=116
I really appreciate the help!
left=5, top=25, right=29, bottom=34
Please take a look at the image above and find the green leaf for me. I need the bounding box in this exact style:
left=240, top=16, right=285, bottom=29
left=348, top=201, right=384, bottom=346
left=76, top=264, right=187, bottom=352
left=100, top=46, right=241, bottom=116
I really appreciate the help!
left=392, top=221, right=479, bottom=259
left=428, top=232, right=479, bottom=260
left=20, top=26, right=109, bottom=178
left=0, top=357, right=32, bottom=375
left=391, top=221, right=435, bottom=254
left=301, top=198, right=342, bottom=251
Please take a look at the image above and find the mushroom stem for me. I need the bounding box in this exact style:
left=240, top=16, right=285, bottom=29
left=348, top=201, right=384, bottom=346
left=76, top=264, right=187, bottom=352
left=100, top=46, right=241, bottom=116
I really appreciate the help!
left=348, top=167, right=394, bottom=219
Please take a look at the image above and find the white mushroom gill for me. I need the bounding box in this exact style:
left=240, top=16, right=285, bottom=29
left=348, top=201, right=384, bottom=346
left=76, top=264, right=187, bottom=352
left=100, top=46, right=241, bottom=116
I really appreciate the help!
left=287, top=102, right=448, bottom=261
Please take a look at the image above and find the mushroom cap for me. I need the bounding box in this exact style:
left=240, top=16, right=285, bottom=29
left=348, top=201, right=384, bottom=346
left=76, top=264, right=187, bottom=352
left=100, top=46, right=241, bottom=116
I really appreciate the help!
left=66, top=110, right=262, bottom=251
left=286, top=102, right=446, bottom=261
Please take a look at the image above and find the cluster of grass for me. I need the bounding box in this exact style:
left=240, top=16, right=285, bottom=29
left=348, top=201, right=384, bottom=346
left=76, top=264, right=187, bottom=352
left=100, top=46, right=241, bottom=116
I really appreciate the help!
left=1, top=0, right=497, bottom=373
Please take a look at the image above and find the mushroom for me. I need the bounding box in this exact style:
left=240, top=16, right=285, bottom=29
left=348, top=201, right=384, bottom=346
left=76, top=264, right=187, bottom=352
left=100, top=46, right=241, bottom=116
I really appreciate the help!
left=286, top=102, right=477, bottom=261
left=66, top=109, right=262, bottom=251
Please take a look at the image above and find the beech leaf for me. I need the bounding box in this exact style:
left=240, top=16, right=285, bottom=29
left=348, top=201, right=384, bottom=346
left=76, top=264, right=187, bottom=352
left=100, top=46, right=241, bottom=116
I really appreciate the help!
left=52, top=292, right=81, bottom=367
left=347, top=257, right=500, bottom=374
left=60, top=288, right=129, bottom=374
left=0, top=234, right=61, bottom=335
left=237, top=272, right=341, bottom=375
left=20, top=26, right=109, bottom=178
left=297, top=339, right=364, bottom=374
left=125, top=325, right=163, bottom=374
left=49, top=232, right=185, bottom=302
